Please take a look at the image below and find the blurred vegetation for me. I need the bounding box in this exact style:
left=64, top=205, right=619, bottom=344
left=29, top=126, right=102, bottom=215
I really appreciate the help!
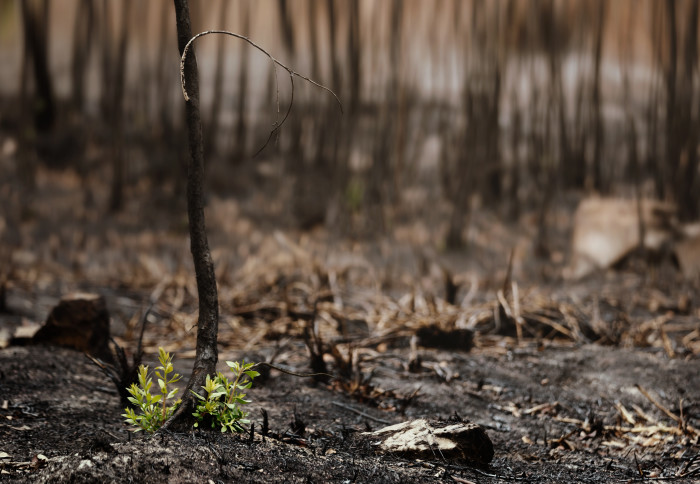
left=0, top=0, right=699, bottom=246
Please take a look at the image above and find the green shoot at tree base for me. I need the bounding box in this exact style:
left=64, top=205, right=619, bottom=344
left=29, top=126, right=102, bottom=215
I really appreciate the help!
left=122, top=349, right=258, bottom=434
left=192, top=360, right=259, bottom=433
left=122, top=347, right=182, bottom=433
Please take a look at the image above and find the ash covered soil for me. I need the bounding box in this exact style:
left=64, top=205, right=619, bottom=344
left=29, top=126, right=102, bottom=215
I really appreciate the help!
left=1, top=339, right=698, bottom=483
left=1, top=169, right=699, bottom=482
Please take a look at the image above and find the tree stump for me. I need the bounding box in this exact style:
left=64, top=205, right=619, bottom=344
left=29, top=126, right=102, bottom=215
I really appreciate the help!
left=32, top=293, right=113, bottom=363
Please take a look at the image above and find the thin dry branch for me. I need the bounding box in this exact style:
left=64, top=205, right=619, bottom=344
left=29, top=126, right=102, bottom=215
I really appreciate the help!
left=635, top=384, right=699, bottom=436
left=253, top=70, right=295, bottom=157
left=179, top=29, right=342, bottom=121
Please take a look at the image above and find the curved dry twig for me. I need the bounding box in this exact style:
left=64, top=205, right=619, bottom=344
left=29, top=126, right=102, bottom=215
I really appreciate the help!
left=253, top=71, right=295, bottom=157
left=179, top=31, right=342, bottom=153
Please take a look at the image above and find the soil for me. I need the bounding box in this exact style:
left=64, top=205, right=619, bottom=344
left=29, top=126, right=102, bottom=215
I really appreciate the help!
left=1, top=168, right=699, bottom=483
left=1, top=332, right=699, bottom=483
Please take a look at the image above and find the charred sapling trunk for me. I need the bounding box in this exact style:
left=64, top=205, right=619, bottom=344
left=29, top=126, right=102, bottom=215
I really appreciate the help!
left=165, top=1, right=340, bottom=431
left=167, top=0, right=220, bottom=429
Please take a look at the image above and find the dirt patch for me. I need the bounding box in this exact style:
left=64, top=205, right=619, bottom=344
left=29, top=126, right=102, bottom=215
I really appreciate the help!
left=1, top=168, right=699, bottom=482
left=1, top=338, right=698, bottom=483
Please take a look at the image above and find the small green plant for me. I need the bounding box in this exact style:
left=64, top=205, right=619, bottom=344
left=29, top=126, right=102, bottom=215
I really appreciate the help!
left=122, top=347, right=182, bottom=433
left=345, top=177, right=364, bottom=214
left=192, top=360, right=259, bottom=433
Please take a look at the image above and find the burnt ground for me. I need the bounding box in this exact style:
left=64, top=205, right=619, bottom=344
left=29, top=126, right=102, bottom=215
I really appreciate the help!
left=1, top=167, right=700, bottom=483
left=1, top=341, right=698, bottom=483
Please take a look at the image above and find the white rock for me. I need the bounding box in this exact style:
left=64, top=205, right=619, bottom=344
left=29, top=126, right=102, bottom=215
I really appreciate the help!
left=565, top=197, right=676, bottom=279
left=363, top=418, right=493, bottom=464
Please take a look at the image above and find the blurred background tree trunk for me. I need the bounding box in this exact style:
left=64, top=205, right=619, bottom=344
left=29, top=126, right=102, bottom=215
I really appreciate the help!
left=108, top=0, right=132, bottom=212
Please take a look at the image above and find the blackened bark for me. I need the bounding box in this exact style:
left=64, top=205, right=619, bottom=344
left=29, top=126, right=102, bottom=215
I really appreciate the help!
left=591, top=0, right=606, bottom=192
left=204, top=0, right=230, bottom=158
left=155, top=0, right=172, bottom=130
left=326, top=0, right=340, bottom=93
left=348, top=2, right=361, bottom=112
left=277, top=0, right=295, bottom=54
left=99, top=0, right=113, bottom=119
left=308, top=0, right=321, bottom=79
left=20, top=0, right=55, bottom=132
left=108, top=0, right=131, bottom=213
left=167, top=0, right=219, bottom=428
left=232, top=1, right=250, bottom=163
left=664, top=0, right=677, bottom=201
left=71, top=0, right=94, bottom=112
left=677, top=0, right=699, bottom=220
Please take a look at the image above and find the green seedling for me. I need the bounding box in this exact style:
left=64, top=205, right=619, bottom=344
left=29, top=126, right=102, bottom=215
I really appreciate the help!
left=192, top=360, right=260, bottom=433
left=345, top=177, right=364, bottom=214
left=122, top=347, right=182, bottom=433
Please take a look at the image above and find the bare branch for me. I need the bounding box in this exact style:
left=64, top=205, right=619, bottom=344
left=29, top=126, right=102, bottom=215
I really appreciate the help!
left=253, top=70, right=295, bottom=157
left=179, top=29, right=342, bottom=109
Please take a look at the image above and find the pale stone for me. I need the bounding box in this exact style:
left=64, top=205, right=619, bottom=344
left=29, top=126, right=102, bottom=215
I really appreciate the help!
left=363, top=418, right=493, bottom=464
left=565, top=197, right=676, bottom=279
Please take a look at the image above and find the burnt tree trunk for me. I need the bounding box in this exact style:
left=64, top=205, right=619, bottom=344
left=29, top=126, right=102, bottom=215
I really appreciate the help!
left=326, top=0, right=340, bottom=93
left=166, top=0, right=219, bottom=428
left=590, top=0, right=606, bottom=192
left=20, top=0, right=55, bottom=133
left=70, top=0, right=94, bottom=113
left=108, top=0, right=132, bottom=213
left=677, top=0, right=699, bottom=220
left=204, top=0, right=229, bottom=158
left=99, top=0, right=113, bottom=120
left=348, top=2, right=361, bottom=113
left=231, top=0, right=250, bottom=164
left=664, top=0, right=678, bottom=201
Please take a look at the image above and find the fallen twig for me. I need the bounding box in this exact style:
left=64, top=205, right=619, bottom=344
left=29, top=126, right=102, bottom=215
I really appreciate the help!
left=635, top=384, right=698, bottom=436
left=331, top=401, right=392, bottom=424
